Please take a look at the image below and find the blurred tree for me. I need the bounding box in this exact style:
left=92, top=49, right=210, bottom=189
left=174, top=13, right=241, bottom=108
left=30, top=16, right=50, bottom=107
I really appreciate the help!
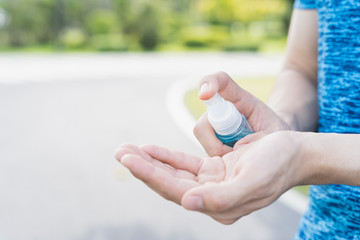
left=282, top=0, right=294, bottom=33
left=1, top=0, right=52, bottom=46
left=54, top=0, right=65, bottom=40
left=0, top=0, right=294, bottom=51
left=60, top=28, right=86, bottom=49
left=136, top=2, right=161, bottom=50
left=86, top=9, right=119, bottom=35
left=197, top=0, right=289, bottom=24
left=113, top=0, right=133, bottom=33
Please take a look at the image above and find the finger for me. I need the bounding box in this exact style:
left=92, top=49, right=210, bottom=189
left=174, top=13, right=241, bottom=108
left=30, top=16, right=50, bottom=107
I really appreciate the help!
left=122, top=153, right=199, bottom=204
left=115, top=144, right=170, bottom=172
left=115, top=144, right=152, bottom=163
left=140, top=144, right=204, bottom=175
left=198, top=71, right=259, bottom=117
left=233, top=131, right=269, bottom=150
left=198, top=72, right=282, bottom=134
left=198, top=71, right=242, bottom=102
left=181, top=181, right=249, bottom=213
left=193, top=114, right=232, bottom=157
left=116, top=144, right=197, bottom=179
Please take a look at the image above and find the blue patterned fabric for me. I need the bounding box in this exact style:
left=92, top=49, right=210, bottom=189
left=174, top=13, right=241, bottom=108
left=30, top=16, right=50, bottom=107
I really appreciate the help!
left=293, top=0, right=316, bottom=9
left=293, top=0, right=360, bottom=239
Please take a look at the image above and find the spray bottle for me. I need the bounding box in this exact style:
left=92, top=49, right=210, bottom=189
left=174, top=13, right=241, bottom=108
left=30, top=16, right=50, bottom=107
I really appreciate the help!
left=203, top=93, right=254, bottom=147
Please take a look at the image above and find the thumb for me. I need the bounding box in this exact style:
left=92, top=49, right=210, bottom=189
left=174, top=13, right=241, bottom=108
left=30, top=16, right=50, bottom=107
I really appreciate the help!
left=181, top=182, right=245, bottom=213
left=197, top=71, right=264, bottom=121
left=198, top=71, right=242, bottom=101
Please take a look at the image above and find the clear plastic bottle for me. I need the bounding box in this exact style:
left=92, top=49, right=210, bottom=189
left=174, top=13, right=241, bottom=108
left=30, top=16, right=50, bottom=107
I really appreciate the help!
left=203, top=93, right=254, bottom=147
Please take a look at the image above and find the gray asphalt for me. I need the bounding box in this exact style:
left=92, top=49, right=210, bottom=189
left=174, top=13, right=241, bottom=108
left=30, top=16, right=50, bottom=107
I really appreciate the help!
left=0, top=53, right=301, bottom=240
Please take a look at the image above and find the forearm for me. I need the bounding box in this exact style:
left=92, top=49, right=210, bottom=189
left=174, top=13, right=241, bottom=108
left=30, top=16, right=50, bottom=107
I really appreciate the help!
left=297, top=132, right=360, bottom=187
left=267, top=69, right=318, bottom=132
left=267, top=10, right=318, bottom=132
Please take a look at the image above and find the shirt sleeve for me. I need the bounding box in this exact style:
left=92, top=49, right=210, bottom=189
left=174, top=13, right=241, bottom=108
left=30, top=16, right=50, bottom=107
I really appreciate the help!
left=293, top=0, right=317, bottom=9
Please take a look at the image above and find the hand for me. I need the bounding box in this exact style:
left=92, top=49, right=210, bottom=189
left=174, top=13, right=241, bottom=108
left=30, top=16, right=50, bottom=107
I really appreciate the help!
left=194, top=71, right=290, bottom=156
left=115, top=131, right=303, bottom=225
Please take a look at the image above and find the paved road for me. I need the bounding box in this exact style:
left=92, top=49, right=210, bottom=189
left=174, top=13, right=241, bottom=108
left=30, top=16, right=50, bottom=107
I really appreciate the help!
left=0, top=53, right=301, bottom=240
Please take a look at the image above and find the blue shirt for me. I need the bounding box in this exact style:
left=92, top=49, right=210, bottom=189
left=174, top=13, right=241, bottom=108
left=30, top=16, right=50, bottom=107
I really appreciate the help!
left=293, top=0, right=360, bottom=239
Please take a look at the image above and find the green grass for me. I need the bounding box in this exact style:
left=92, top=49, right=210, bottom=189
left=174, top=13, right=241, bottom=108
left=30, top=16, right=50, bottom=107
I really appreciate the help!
left=184, top=76, right=309, bottom=197
left=0, top=45, right=53, bottom=52
left=0, top=44, right=97, bottom=53
left=0, top=37, right=287, bottom=53
left=293, top=186, right=310, bottom=196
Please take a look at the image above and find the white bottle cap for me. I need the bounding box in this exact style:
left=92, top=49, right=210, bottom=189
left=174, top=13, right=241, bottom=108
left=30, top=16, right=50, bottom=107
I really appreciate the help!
left=203, top=93, right=242, bottom=136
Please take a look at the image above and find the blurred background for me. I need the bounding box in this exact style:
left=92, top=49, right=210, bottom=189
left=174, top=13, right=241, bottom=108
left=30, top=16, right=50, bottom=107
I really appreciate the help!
left=0, top=1, right=310, bottom=240
left=0, top=0, right=293, bottom=53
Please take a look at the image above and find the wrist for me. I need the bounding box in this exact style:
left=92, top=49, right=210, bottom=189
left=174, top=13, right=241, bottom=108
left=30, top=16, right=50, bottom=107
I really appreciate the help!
left=295, top=132, right=336, bottom=186
left=280, top=131, right=318, bottom=187
left=292, top=132, right=317, bottom=186
left=267, top=131, right=309, bottom=188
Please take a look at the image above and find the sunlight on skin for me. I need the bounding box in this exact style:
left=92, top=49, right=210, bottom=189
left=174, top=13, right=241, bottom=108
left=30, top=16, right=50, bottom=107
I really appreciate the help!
left=115, top=143, right=255, bottom=223
left=186, top=73, right=310, bottom=196
left=116, top=144, right=200, bottom=205
left=115, top=130, right=301, bottom=225
left=114, top=72, right=307, bottom=225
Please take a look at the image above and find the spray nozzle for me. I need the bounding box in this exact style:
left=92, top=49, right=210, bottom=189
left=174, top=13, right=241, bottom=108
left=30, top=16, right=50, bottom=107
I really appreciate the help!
left=203, top=93, right=242, bottom=136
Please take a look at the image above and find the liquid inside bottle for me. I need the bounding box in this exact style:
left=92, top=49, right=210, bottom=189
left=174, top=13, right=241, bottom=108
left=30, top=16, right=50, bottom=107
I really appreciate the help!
left=203, top=93, right=253, bottom=147
left=215, top=114, right=253, bottom=147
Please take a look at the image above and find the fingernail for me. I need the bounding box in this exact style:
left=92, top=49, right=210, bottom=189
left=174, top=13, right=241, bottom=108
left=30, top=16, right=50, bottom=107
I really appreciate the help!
left=183, top=196, right=204, bottom=211
left=199, top=83, right=209, bottom=96
left=114, top=148, right=124, bottom=161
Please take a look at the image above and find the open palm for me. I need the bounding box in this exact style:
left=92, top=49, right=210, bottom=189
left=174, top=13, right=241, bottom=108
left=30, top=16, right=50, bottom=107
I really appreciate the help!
left=116, top=132, right=299, bottom=224
left=116, top=144, right=242, bottom=205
